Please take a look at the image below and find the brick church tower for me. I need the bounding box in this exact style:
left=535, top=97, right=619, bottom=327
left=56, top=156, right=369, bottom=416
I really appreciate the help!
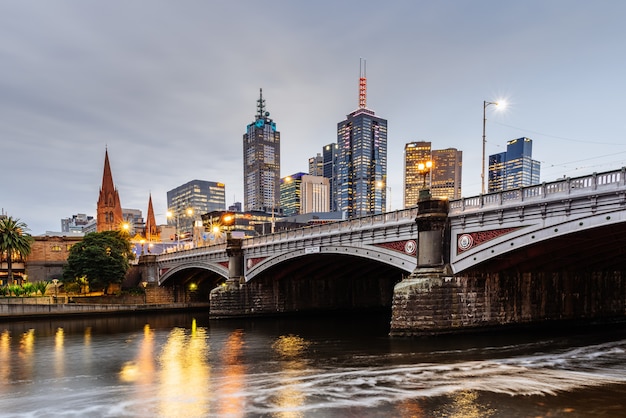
left=97, top=149, right=124, bottom=232
left=144, top=193, right=160, bottom=241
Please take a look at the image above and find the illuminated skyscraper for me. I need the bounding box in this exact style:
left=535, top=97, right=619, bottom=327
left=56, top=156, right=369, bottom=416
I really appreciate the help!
left=243, top=88, right=281, bottom=213
left=280, top=173, right=329, bottom=217
left=404, top=142, right=462, bottom=206
left=431, top=148, right=462, bottom=200
left=337, top=60, right=387, bottom=218
left=167, top=180, right=226, bottom=234
left=404, top=142, right=432, bottom=207
left=488, top=137, right=540, bottom=192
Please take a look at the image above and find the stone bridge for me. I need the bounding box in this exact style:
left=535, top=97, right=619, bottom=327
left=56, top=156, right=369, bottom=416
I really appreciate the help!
left=141, top=167, right=626, bottom=335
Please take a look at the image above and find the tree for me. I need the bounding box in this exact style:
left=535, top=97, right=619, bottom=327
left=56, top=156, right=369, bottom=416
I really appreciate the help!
left=0, top=216, right=34, bottom=286
left=63, top=231, right=134, bottom=293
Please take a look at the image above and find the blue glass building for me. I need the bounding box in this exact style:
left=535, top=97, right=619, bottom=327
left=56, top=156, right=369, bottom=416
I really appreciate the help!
left=488, top=137, right=540, bottom=192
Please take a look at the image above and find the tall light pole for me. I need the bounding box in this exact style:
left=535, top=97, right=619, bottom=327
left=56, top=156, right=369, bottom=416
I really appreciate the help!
left=166, top=210, right=180, bottom=250
left=482, top=100, right=504, bottom=195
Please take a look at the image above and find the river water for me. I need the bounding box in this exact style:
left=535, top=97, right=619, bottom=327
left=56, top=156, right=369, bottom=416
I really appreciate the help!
left=1, top=311, right=626, bottom=417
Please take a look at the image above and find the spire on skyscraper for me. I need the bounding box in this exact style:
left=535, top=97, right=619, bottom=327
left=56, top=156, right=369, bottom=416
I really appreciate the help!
left=359, top=58, right=367, bottom=109
left=256, top=88, right=266, bottom=120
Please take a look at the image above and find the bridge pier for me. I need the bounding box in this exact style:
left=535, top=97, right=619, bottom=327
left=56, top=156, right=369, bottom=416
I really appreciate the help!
left=390, top=191, right=457, bottom=336
left=209, top=236, right=248, bottom=316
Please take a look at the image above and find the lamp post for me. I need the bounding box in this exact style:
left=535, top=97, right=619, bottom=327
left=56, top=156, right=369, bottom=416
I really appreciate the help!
left=418, top=161, right=433, bottom=188
left=52, top=278, right=58, bottom=303
left=417, top=160, right=433, bottom=200
left=186, top=208, right=195, bottom=248
left=482, top=100, right=505, bottom=194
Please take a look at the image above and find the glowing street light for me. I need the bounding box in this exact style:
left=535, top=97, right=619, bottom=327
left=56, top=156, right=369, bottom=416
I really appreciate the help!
left=417, top=160, right=433, bottom=189
left=482, top=100, right=506, bottom=194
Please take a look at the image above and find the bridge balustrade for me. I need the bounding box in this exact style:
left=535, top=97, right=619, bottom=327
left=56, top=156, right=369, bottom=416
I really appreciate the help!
left=450, top=167, right=626, bottom=216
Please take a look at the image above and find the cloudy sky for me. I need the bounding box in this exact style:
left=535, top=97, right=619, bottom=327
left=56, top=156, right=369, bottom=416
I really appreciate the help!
left=2, top=1, right=626, bottom=235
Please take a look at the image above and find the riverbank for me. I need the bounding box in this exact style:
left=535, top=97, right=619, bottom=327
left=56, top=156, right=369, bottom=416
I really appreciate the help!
left=0, top=301, right=210, bottom=320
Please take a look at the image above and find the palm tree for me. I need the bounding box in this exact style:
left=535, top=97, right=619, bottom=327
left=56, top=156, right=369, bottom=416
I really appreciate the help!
left=0, top=216, right=34, bottom=286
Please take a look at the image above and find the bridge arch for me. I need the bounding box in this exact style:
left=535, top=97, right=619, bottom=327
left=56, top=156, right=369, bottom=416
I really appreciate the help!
left=159, top=261, right=228, bottom=286
left=245, top=244, right=415, bottom=282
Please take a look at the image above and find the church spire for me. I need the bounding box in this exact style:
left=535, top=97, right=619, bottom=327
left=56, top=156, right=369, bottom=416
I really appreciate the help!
left=96, top=149, right=124, bottom=232
left=145, top=193, right=159, bottom=242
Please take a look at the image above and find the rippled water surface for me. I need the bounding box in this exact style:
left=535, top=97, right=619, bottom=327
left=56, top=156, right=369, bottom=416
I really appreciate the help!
left=1, top=312, right=625, bottom=417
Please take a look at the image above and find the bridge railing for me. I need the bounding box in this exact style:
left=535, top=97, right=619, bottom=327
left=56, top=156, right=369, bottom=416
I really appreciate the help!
left=155, top=207, right=419, bottom=260
left=245, top=207, right=418, bottom=247
left=450, top=167, right=626, bottom=214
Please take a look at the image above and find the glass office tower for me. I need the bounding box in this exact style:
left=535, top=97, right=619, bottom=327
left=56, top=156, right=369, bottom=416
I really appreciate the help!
left=488, top=137, right=540, bottom=192
left=336, top=61, right=387, bottom=218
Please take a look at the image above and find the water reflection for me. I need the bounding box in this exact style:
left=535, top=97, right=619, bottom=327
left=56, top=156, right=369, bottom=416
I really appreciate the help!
left=271, top=334, right=310, bottom=418
left=218, top=329, right=246, bottom=417
left=157, top=320, right=210, bottom=417
left=0, top=331, right=10, bottom=389
left=18, top=329, right=35, bottom=380
left=54, top=327, right=64, bottom=377
left=434, top=391, right=495, bottom=418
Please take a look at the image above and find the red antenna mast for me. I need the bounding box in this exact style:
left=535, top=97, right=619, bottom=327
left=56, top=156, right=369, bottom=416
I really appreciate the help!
left=359, top=58, right=367, bottom=109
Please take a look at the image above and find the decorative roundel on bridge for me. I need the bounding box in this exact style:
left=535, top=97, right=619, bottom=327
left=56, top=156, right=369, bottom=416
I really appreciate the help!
left=458, top=234, right=474, bottom=251
left=404, top=240, right=417, bottom=255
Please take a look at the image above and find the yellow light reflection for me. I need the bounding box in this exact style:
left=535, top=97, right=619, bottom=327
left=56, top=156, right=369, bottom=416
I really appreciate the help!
left=435, top=390, right=495, bottom=418
left=270, top=335, right=311, bottom=418
left=17, top=329, right=36, bottom=380
left=218, top=329, right=246, bottom=417
left=158, top=324, right=210, bottom=417
left=120, top=324, right=155, bottom=386
left=55, top=328, right=64, bottom=377
left=0, top=331, right=11, bottom=390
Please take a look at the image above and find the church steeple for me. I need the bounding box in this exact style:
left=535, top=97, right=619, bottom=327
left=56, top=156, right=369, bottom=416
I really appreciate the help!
left=145, top=193, right=159, bottom=242
left=96, top=149, right=124, bottom=232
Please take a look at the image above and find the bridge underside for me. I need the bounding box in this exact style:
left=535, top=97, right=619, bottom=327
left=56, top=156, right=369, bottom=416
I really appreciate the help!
left=159, top=267, right=225, bottom=302
left=211, top=254, right=406, bottom=316
left=467, top=222, right=626, bottom=273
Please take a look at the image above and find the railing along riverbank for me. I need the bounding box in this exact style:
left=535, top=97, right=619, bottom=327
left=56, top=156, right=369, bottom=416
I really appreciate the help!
left=0, top=300, right=209, bottom=319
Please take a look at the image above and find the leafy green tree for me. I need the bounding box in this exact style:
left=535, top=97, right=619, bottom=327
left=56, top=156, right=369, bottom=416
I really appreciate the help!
left=0, top=216, right=34, bottom=286
left=63, top=231, right=134, bottom=293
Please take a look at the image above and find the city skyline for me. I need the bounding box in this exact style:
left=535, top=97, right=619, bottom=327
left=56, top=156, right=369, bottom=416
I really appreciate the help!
left=2, top=1, right=626, bottom=234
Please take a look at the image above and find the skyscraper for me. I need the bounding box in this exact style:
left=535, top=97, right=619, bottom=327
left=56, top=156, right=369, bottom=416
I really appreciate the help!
left=404, top=142, right=432, bottom=207
left=280, top=173, right=330, bottom=217
left=243, top=88, right=281, bottom=213
left=337, top=60, right=387, bottom=218
left=167, top=180, right=226, bottom=234
left=308, top=153, right=323, bottom=177
left=488, top=137, right=540, bottom=192
left=431, top=148, right=462, bottom=200
left=404, top=142, right=462, bottom=206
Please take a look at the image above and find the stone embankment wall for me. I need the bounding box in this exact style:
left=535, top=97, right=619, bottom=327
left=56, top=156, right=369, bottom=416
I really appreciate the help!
left=390, top=270, right=626, bottom=336
left=0, top=301, right=208, bottom=318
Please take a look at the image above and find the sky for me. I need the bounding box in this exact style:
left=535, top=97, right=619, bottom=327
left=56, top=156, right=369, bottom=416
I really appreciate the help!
left=2, top=1, right=626, bottom=235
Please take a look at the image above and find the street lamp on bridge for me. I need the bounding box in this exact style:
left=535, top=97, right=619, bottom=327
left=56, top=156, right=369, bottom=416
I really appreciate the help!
left=482, top=100, right=506, bottom=195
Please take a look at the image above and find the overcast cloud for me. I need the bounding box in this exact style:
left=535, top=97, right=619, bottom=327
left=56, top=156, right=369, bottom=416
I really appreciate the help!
left=2, top=1, right=626, bottom=235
